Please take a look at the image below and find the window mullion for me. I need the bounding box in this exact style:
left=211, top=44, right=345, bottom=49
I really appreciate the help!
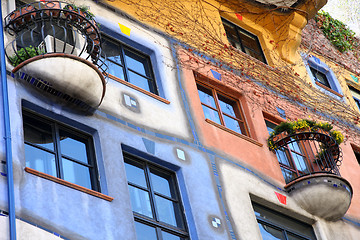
left=53, top=123, right=63, bottom=179
left=235, top=28, right=246, bottom=53
left=213, top=89, right=225, bottom=126
left=119, top=44, right=130, bottom=83
left=145, top=163, right=159, bottom=221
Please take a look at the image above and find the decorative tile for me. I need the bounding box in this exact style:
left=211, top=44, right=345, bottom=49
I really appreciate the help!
left=176, top=149, right=186, bottom=161
left=118, top=23, right=131, bottom=36
left=142, top=138, right=155, bottom=155
left=276, top=107, right=286, bottom=119
left=275, top=192, right=287, bottom=205
left=212, top=217, right=221, bottom=228
left=210, top=69, right=221, bottom=81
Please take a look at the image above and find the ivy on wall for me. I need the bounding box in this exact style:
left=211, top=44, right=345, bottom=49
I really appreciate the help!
left=315, top=11, right=358, bottom=53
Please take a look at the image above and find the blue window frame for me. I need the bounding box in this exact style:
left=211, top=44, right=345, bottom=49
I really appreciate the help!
left=305, top=55, right=343, bottom=98
left=349, top=86, right=360, bottom=112
left=124, top=153, right=188, bottom=240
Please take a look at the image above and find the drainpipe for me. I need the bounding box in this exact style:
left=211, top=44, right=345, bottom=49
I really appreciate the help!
left=0, top=3, right=17, bottom=240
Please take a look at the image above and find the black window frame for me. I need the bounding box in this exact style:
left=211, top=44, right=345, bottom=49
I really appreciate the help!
left=253, top=202, right=317, bottom=240
left=123, top=152, right=189, bottom=240
left=196, top=81, right=250, bottom=136
left=222, top=18, right=267, bottom=64
left=23, top=109, right=100, bottom=192
left=348, top=85, right=360, bottom=112
left=101, top=34, right=159, bottom=95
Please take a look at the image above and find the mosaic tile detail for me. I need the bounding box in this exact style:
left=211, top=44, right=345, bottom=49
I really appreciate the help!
left=276, top=107, right=286, bottom=119
left=275, top=192, right=287, bottom=205
left=142, top=138, right=155, bottom=155
left=176, top=149, right=186, bottom=161
left=212, top=217, right=221, bottom=228
left=210, top=69, right=221, bottom=81
left=124, top=94, right=138, bottom=108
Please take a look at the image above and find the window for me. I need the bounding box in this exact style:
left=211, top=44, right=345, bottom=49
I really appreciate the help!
left=253, top=203, right=317, bottom=240
left=305, top=55, right=342, bottom=97
left=265, top=120, right=310, bottom=183
left=101, top=35, right=158, bottom=95
left=23, top=110, right=100, bottom=191
left=351, top=144, right=360, bottom=165
left=197, top=82, right=249, bottom=136
left=222, top=18, right=267, bottom=63
left=310, top=67, right=331, bottom=89
left=348, top=86, right=360, bottom=111
left=124, top=153, right=188, bottom=240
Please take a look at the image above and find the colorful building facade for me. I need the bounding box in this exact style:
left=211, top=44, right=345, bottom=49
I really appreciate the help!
left=0, top=0, right=359, bottom=239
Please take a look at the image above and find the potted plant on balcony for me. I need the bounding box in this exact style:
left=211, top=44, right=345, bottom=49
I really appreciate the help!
left=8, top=46, right=45, bottom=67
left=42, top=1, right=61, bottom=18
left=9, top=4, right=37, bottom=28
left=267, top=119, right=344, bottom=151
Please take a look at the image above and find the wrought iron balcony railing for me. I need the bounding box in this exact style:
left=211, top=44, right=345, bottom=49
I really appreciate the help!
left=269, top=127, right=343, bottom=184
left=4, top=1, right=106, bottom=73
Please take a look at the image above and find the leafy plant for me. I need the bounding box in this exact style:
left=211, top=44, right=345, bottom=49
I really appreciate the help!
left=63, top=4, right=95, bottom=20
left=8, top=46, right=45, bottom=67
left=267, top=119, right=344, bottom=150
left=315, top=11, right=358, bottom=53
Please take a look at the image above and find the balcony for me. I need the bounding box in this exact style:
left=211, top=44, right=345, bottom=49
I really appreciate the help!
left=268, top=120, right=353, bottom=221
left=4, top=1, right=107, bottom=111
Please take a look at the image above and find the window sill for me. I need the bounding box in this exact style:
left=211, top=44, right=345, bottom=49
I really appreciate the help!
left=205, top=119, right=263, bottom=147
left=315, top=82, right=343, bottom=98
left=25, top=167, right=114, bottom=202
left=108, top=74, right=170, bottom=104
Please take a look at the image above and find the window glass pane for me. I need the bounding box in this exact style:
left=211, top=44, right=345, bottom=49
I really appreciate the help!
left=155, top=196, right=182, bottom=228
left=258, top=223, right=285, bottom=240
left=59, top=130, right=88, bottom=163
left=238, top=30, right=259, bottom=52
left=197, top=84, right=216, bottom=108
left=218, top=94, right=238, bottom=118
left=291, top=153, right=309, bottom=173
left=223, top=21, right=241, bottom=49
left=23, top=115, right=54, bottom=151
left=25, top=144, right=57, bottom=177
left=280, top=167, right=298, bottom=184
left=129, top=185, right=153, bottom=218
left=128, top=71, right=152, bottom=92
left=289, top=142, right=302, bottom=153
left=253, top=203, right=316, bottom=239
left=62, top=158, right=92, bottom=189
left=107, top=61, right=125, bottom=80
left=310, top=68, right=331, bottom=88
left=134, top=221, right=158, bottom=240
left=276, top=149, right=291, bottom=166
left=287, top=233, right=308, bottom=240
left=102, top=37, right=123, bottom=64
left=150, top=169, right=174, bottom=198
left=162, top=231, right=184, bottom=240
left=202, top=105, right=221, bottom=124
left=124, top=48, right=151, bottom=77
left=124, top=161, right=147, bottom=188
left=223, top=115, right=243, bottom=134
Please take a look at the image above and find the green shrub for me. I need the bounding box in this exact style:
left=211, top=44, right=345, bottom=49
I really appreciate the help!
left=315, top=11, right=358, bottom=53
left=9, top=46, right=45, bottom=67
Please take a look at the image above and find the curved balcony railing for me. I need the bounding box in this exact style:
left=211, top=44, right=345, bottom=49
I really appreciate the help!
left=4, top=1, right=107, bottom=73
left=269, top=128, right=343, bottom=183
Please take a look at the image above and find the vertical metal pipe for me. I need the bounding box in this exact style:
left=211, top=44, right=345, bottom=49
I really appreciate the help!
left=0, top=3, right=17, bottom=240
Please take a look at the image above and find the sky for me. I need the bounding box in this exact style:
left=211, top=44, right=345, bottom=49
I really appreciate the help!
left=321, top=0, right=360, bottom=35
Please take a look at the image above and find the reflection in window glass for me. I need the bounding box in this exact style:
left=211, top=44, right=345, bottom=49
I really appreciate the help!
left=102, top=35, right=158, bottom=95
left=124, top=154, right=188, bottom=240
left=222, top=18, right=266, bottom=63
left=134, top=221, right=158, bottom=240
left=23, top=111, right=99, bottom=191
left=197, top=82, right=248, bottom=136
left=253, top=203, right=317, bottom=240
